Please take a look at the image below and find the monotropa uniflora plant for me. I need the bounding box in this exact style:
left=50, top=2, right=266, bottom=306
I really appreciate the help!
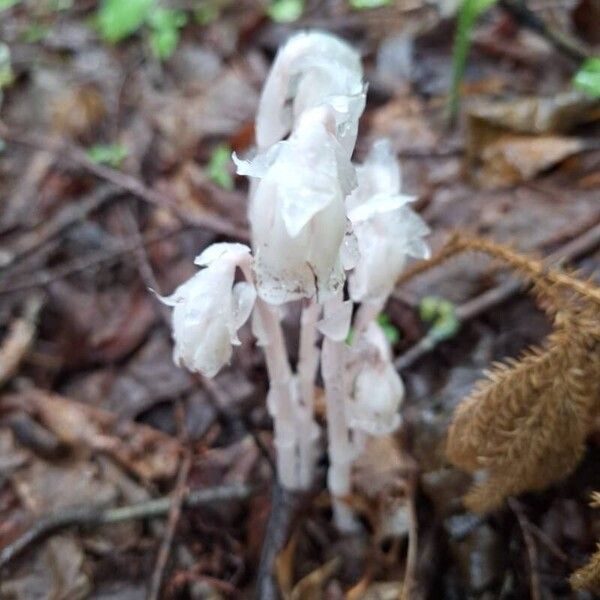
left=159, top=31, right=429, bottom=531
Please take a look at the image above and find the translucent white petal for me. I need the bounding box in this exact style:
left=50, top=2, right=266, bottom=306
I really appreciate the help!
left=316, top=299, right=353, bottom=341
left=230, top=281, right=257, bottom=344
left=194, top=242, right=251, bottom=267
left=349, top=362, right=404, bottom=436
left=251, top=308, right=268, bottom=347
left=340, top=228, right=359, bottom=271
left=346, top=141, right=430, bottom=304
left=246, top=108, right=352, bottom=304
left=165, top=243, right=257, bottom=378
left=348, top=193, right=415, bottom=223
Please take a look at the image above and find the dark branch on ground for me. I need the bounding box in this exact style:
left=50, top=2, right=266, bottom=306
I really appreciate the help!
left=0, top=483, right=253, bottom=570
left=0, top=122, right=249, bottom=242
left=498, top=0, right=591, bottom=62
left=254, top=482, right=304, bottom=600
left=395, top=219, right=600, bottom=370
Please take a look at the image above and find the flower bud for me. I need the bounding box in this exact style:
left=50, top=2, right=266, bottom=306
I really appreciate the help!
left=236, top=106, right=356, bottom=305
left=348, top=323, right=404, bottom=436
left=256, top=30, right=366, bottom=155
left=159, top=243, right=255, bottom=377
left=347, top=140, right=430, bottom=304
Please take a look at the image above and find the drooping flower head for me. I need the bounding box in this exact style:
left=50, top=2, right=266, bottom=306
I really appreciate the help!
left=347, top=140, right=430, bottom=305
left=256, top=30, right=366, bottom=156
left=160, top=243, right=255, bottom=377
left=347, top=322, right=404, bottom=436
left=236, top=105, right=357, bottom=305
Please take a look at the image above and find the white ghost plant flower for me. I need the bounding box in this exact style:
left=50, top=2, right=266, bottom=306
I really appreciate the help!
left=348, top=322, right=404, bottom=436
left=347, top=140, right=430, bottom=305
left=255, top=30, right=366, bottom=156
left=160, top=243, right=255, bottom=378
left=235, top=105, right=356, bottom=305
left=156, top=30, right=431, bottom=524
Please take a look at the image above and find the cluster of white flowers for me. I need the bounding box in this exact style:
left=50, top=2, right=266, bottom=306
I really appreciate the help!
left=160, top=31, right=429, bottom=530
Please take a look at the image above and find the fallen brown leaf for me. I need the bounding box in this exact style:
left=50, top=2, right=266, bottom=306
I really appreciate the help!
left=10, top=390, right=181, bottom=482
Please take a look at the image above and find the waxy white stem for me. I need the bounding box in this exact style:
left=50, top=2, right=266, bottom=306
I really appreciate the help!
left=297, top=300, right=321, bottom=488
left=240, top=263, right=301, bottom=489
left=353, top=299, right=384, bottom=334
left=321, top=292, right=359, bottom=532
left=255, top=298, right=300, bottom=489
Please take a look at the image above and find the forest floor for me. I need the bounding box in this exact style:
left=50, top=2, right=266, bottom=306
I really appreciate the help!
left=0, top=1, right=599, bottom=599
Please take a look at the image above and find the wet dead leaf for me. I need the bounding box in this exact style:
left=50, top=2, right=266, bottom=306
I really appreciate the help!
left=11, top=456, right=117, bottom=514
left=465, top=93, right=599, bottom=187
left=353, top=436, right=412, bottom=541
left=14, top=390, right=181, bottom=482
left=478, top=134, right=585, bottom=188
left=0, top=534, right=90, bottom=600
left=355, top=581, right=404, bottom=600
left=467, top=92, right=599, bottom=135
left=368, top=96, right=438, bottom=153
left=346, top=575, right=372, bottom=600
left=51, top=83, right=106, bottom=140
left=276, top=531, right=298, bottom=599
left=290, top=557, right=341, bottom=600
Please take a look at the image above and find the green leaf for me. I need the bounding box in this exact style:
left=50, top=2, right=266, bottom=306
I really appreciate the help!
left=346, top=326, right=355, bottom=346
left=96, top=0, right=155, bottom=43
left=376, top=313, right=401, bottom=345
left=448, top=0, right=498, bottom=122
left=194, top=3, right=220, bottom=25
left=267, top=0, right=303, bottom=23
left=0, top=0, right=20, bottom=11
left=147, top=8, right=187, bottom=60
left=573, top=57, right=600, bottom=98
left=0, top=44, right=14, bottom=90
left=207, top=144, right=234, bottom=190
left=47, top=0, right=73, bottom=11
left=349, top=0, right=392, bottom=9
left=87, top=143, right=129, bottom=168
left=419, top=296, right=460, bottom=342
left=21, top=23, right=50, bottom=43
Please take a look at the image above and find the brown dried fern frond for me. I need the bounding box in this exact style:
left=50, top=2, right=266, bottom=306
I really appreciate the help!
left=571, top=543, right=600, bottom=594
left=399, top=233, right=600, bottom=312
left=447, top=323, right=600, bottom=512
left=408, top=235, right=600, bottom=512
left=570, top=492, right=600, bottom=594
left=405, top=234, right=600, bottom=589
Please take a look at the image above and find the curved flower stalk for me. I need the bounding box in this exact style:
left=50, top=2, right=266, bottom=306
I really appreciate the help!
left=255, top=30, right=366, bottom=156
left=348, top=140, right=430, bottom=325
left=235, top=105, right=357, bottom=305
left=159, top=243, right=255, bottom=378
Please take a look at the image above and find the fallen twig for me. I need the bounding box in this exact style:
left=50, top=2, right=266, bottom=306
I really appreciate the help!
left=254, top=482, right=303, bottom=600
left=508, top=498, right=542, bottom=600
left=148, top=452, right=192, bottom=600
left=0, top=185, right=122, bottom=272
left=0, top=226, right=186, bottom=297
left=0, top=294, right=44, bottom=386
left=498, top=0, right=591, bottom=62
left=0, top=483, right=252, bottom=569
left=395, top=220, right=600, bottom=370
left=0, top=123, right=249, bottom=242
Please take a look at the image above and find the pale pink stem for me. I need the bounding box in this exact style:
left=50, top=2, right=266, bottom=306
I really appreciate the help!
left=321, top=292, right=359, bottom=531
left=297, top=300, right=321, bottom=488
left=240, top=263, right=300, bottom=489
left=353, top=298, right=384, bottom=334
